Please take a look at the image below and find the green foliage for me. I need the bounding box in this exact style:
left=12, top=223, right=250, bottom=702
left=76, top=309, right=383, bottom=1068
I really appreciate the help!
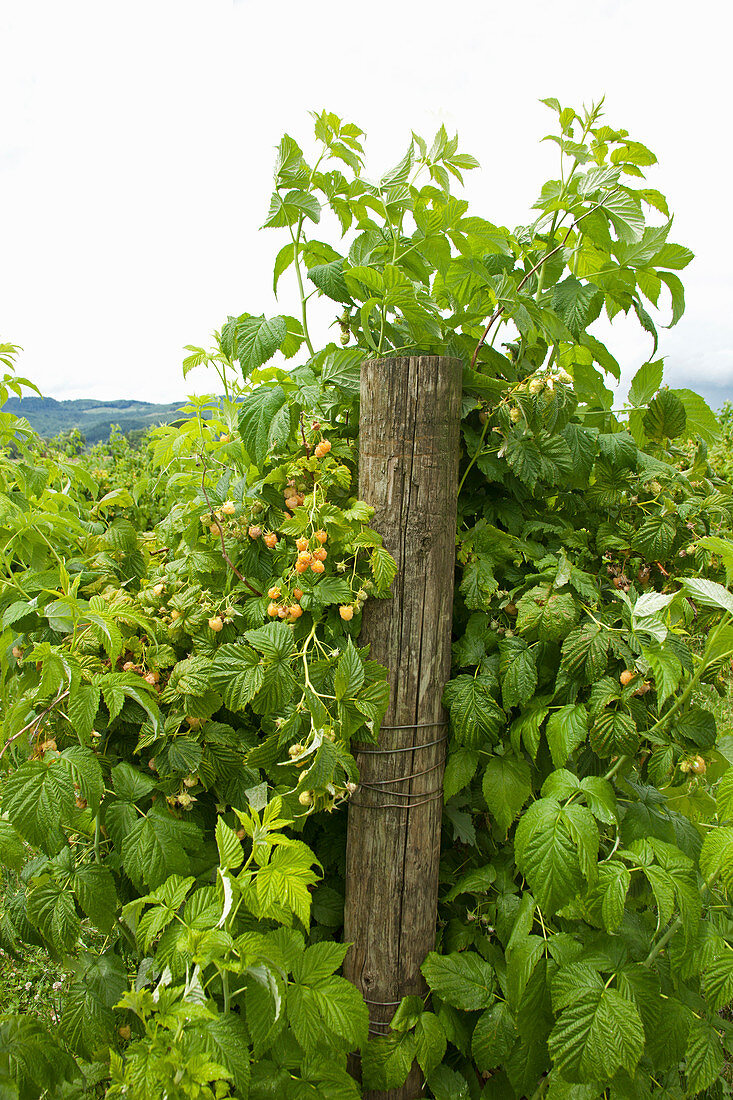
left=2, top=98, right=733, bottom=1100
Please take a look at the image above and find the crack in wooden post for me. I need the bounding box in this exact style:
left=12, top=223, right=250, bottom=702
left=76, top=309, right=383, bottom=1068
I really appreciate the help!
left=344, top=355, right=463, bottom=1100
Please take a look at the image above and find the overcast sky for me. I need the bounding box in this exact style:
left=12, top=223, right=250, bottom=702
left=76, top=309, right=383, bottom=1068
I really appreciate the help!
left=1, top=0, right=731, bottom=407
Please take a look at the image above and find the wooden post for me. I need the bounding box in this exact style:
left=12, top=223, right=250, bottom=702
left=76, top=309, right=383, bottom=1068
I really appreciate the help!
left=344, top=355, right=462, bottom=1100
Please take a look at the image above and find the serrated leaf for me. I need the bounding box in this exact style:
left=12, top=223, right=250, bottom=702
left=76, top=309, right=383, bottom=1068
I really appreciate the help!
left=421, top=951, right=494, bottom=1010
left=472, top=1001, right=517, bottom=1072
left=548, top=967, right=644, bottom=1082
left=546, top=705, right=588, bottom=768
left=514, top=798, right=599, bottom=914
left=443, top=747, right=479, bottom=799
left=482, top=754, right=531, bottom=835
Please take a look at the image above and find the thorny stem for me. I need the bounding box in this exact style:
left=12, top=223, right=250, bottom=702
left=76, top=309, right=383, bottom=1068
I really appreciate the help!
left=199, top=452, right=262, bottom=597
left=469, top=191, right=621, bottom=370
left=643, top=870, right=720, bottom=967
left=0, top=688, right=70, bottom=762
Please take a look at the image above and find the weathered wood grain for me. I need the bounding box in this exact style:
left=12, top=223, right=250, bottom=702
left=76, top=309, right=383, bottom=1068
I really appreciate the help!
left=344, top=356, right=462, bottom=1100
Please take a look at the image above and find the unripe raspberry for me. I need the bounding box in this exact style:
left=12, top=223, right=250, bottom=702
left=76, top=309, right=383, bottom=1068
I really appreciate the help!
left=691, top=755, right=707, bottom=774
left=118, top=1025, right=132, bottom=1041
left=268, top=586, right=281, bottom=599
left=339, top=605, right=354, bottom=621
left=221, top=501, right=236, bottom=515
left=210, top=523, right=222, bottom=537
left=311, top=560, right=325, bottom=574
left=170, top=610, right=180, bottom=621
left=208, top=616, right=224, bottom=632
left=296, top=537, right=309, bottom=551
left=313, top=548, right=327, bottom=561
left=509, top=407, right=521, bottom=423
left=687, top=544, right=696, bottom=556
left=264, top=533, right=278, bottom=548
left=289, top=743, right=304, bottom=758
left=314, top=440, right=331, bottom=458
left=248, top=525, right=262, bottom=540
left=152, top=583, right=165, bottom=597
left=298, top=790, right=313, bottom=806
left=528, top=378, right=544, bottom=395
left=315, top=530, right=328, bottom=543
left=183, top=775, right=198, bottom=788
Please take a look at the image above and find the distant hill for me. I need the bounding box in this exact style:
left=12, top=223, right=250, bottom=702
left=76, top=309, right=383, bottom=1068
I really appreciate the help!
left=4, top=396, right=185, bottom=444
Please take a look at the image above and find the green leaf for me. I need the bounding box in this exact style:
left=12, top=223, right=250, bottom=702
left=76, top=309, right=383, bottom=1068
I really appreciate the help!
left=60, top=952, right=126, bottom=1060
left=552, top=277, right=603, bottom=340
left=517, top=585, right=578, bottom=643
left=199, top=1015, right=250, bottom=1098
left=685, top=1017, right=724, bottom=1095
left=443, top=675, right=504, bottom=747
left=255, top=845, right=319, bottom=927
left=111, top=761, right=156, bottom=802
left=717, top=770, right=733, bottom=822
left=546, top=705, right=588, bottom=768
left=0, top=819, right=25, bottom=871
left=680, top=577, right=733, bottom=616
left=121, top=804, right=201, bottom=890
left=443, top=748, right=479, bottom=799
left=334, top=639, right=365, bottom=700
left=482, top=754, right=531, bottom=835
left=700, top=827, right=733, bottom=895
left=600, top=190, right=644, bottom=241
left=245, top=621, right=297, bottom=660
left=499, top=639, right=537, bottom=709
left=361, top=1031, right=416, bottom=1091
left=308, top=260, right=352, bottom=304
left=371, top=546, right=398, bottom=593
left=216, top=818, right=243, bottom=872
left=210, top=644, right=264, bottom=710
left=670, top=388, right=720, bottom=445
left=71, top=864, right=118, bottom=933
left=627, top=360, right=663, bottom=407
left=421, top=951, right=494, bottom=1010
left=514, top=798, right=599, bottom=914
left=643, top=388, right=687, bottom=441
left=27, top=879, right=80, bottom=952
left=583, top=862, right=630, bottom=931
left=704, top=948, right=733, bottom=1011
left=293, top=941, right=349, bottom=985
left=2, top=759, right=75, bottom=853
left=444, top=864, right=496, bottom=902
left=68, top=683, right=100, bottom=740
left=472, top=1002, right=517, bottom=1072
left=414, top=1012, right=447, bottom=1077
left=287, top=974, right=368, bottom=1052
left=238, top=384, right=288, bottom=466
left=548, top=965, right=644, bottom=1082
left=658, top=271, right=685, bottom=327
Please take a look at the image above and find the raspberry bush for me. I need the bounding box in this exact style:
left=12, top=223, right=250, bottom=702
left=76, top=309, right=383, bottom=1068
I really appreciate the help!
left=2, top=101, right=733, bottom=1098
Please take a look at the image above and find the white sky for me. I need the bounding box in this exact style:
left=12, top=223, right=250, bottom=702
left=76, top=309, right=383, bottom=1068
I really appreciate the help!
left=1, top=0, right=731, bottom=405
